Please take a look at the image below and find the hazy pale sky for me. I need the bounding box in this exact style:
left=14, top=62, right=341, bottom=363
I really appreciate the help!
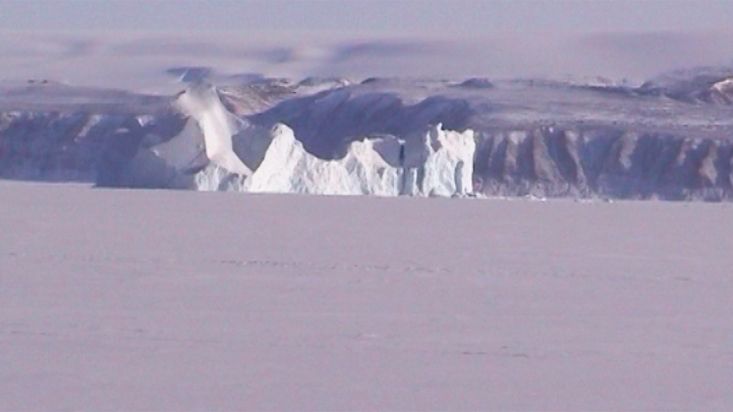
left=1, top=0, right=732, bottom=35
left=2, top=0, right=733, bottom=90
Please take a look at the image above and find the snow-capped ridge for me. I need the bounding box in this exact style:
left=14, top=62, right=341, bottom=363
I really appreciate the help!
left=711, top=78, right=733, bottom=93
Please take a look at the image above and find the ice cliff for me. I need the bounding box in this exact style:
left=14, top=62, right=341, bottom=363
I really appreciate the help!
left=2, top=71, right=733, bottom=201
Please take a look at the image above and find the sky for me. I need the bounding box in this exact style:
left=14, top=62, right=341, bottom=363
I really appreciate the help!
left=1, top=0, right=732, bottom=90
left=1, top=0, right=732, bottom=35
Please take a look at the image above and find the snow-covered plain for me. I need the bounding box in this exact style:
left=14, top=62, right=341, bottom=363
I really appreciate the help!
left=1, top=181, right=731, bottom=411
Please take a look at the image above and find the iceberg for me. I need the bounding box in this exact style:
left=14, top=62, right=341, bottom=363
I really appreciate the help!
left=234, top=123, right=475, bottom=196
left=169, top=83, right=477, bottom=197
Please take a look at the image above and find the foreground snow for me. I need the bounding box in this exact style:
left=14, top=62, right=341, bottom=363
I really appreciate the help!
left=1, top=181, right=731, bottom=410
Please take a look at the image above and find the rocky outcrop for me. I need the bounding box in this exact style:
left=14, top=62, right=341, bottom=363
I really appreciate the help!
left=0, top=110, right=186, bottom=183
left=474, top=127, right=733, bottom=200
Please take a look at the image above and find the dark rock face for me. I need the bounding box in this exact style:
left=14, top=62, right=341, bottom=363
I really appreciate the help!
left=474, top=127, right=733, bottom=201
left=0, top=110, right=187, bottom=185
left=251, top=91, right=475, bottom=159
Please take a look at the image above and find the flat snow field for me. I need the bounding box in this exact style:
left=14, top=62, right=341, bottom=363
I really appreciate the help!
left=1, top=181, right=732, bottom=411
